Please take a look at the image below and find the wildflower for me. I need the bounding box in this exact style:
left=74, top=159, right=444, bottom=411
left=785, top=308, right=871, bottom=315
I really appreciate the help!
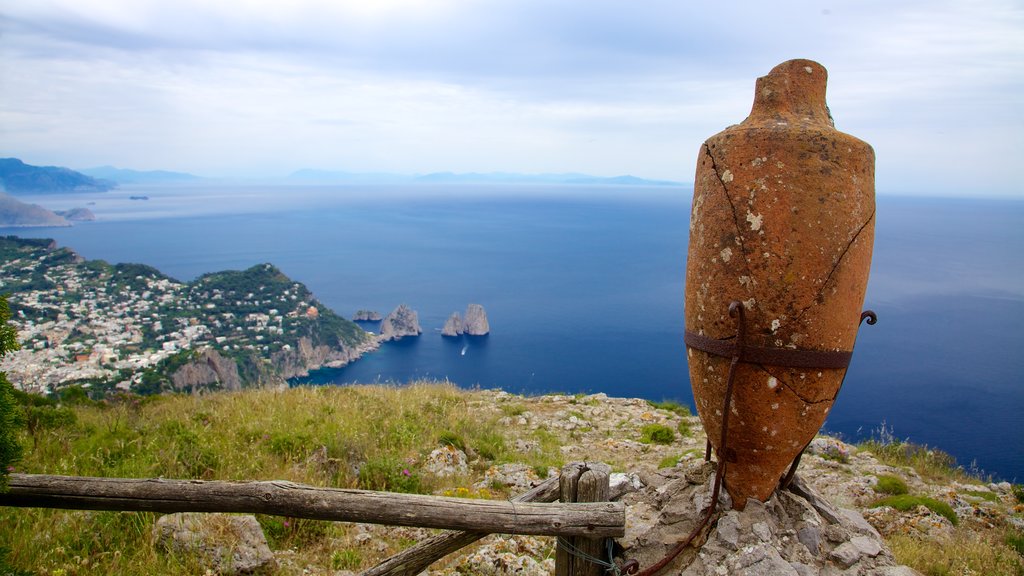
left=402, top=469, right=411, bottom=476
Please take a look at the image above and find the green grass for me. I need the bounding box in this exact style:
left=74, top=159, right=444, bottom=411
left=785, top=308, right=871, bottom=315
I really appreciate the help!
left=658, top=454, right=681, bottom=469
left=1006, top=530, right=1024, bottom=556
left=859, top=427, right=967, bottom=482
left=0, top=382, right=564, bottom=575
left=963, top=489, right=998, bottom=503
left=873, top=474, right=909, bottom=495
left=646, top=400, right=690, bottom=417
left=871, top=494, right=959, bottom=526
left=889, top=531, right=1024, bottom=576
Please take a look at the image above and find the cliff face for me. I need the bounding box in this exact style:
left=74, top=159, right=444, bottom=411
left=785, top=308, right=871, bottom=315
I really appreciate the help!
left=270, top=336, right=379, bottom=379
left=171, top=350, right=243, bottom=392
left=463, top=304, right=490, bottom=336
left=379, top=304, right=422, bottom=341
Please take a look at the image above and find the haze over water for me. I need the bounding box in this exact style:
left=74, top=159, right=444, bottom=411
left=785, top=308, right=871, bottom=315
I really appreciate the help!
left=5, top=184, right=1023, bottom=481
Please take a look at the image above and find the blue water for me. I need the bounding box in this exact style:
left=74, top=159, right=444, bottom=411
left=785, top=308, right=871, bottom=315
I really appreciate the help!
left=5, top=186, right=1022, bottom=481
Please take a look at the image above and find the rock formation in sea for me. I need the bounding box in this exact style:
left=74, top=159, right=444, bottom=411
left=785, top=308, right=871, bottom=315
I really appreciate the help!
left=441, top=312, right=464, bottom=337
left=353, top=309, right=382, bottom=321
left=0, top=192, right=70, bottom=227
left=379, top=304, right=422, bottom=341
left=463, top=303, right=490, bottom=336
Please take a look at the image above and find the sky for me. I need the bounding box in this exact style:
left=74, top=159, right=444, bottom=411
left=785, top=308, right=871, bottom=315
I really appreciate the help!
left=1, top=0, right=1022, bottom=197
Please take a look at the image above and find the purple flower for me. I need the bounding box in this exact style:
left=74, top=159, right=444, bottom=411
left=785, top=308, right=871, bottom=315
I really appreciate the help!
left=402, top=469, right=411, bottom=476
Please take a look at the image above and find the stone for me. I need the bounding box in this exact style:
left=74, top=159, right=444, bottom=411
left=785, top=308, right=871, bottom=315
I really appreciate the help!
left=791, top=562, right=817, bottom=576
left=618, top=460, right=910, bottom=576
left=839, top=508, right=882, bottom=539
left=463, top=303, right=490, bottom=335
left=733, top=544, right=799, bottom=576
left=797, top=524, right=822, bottom=556
left=441, top=312, right=464, bottom=336
left=849, top=535, right=882, bottom=558
left=752, top=521, right=773, bottom=542
left=716, top=512, right=742, bottom=550
left=685, top=59, right=876, bottom=509
left=828, top=542, right=862, bottom=569
left=153, top=513, right=275, bottom=575
left=378, top=304, right=422, bottom=341
left=870, top=567, right=924, bottom=576
left=423, top=444, right=468, bottom=476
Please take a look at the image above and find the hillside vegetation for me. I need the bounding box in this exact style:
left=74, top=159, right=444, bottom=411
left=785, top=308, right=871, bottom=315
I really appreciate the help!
left=1, top=383, right=1022, bottom=576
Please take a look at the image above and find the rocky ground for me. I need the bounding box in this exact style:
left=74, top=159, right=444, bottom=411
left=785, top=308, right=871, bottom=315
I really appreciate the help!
left=162, top=390, right=1023, bottom=575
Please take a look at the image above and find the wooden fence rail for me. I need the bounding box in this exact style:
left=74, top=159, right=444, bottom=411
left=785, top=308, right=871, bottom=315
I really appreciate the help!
left=0, top=473, right=625, bottom=538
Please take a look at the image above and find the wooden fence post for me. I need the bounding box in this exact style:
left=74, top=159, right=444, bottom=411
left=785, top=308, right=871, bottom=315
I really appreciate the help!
left=556, top=462, right=611, bottom=576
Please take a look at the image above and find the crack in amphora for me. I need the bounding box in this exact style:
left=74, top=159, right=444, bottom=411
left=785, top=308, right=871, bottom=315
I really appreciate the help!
left=793, top=207, right=876, bottom=326
left=701, top=143, right=755, bottom=294
left=759, top=364, right=840, bottom=406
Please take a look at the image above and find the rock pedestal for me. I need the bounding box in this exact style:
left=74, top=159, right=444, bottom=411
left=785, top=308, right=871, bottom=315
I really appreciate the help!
left=685, top=59, right=875, bottom=509
left=463, top=303, right=490, bottom=336
left=442, top=312, right=465, bottom=336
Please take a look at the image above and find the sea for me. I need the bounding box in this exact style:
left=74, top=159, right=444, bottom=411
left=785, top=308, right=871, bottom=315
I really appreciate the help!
left=4, top=184, right=1022, bottom=482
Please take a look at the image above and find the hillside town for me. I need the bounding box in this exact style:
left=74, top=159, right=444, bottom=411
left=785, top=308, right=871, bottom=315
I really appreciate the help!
left=0, top=236, right=368, bottom=395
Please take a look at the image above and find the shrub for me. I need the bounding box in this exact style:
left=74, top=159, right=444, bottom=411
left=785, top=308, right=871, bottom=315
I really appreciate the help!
left=871, top=494, right=959, bottom=526
left=358, top=456, right=423, bottom=493
left=640, top=424, right=675, bottom=445
left=873, top=474, right=909, bottom=495
left=1006, top=530, right=1024, bottom=556
left=1012, top=484, right=1024, bottom=504
left=677, top=419, right=691, bottom=438
left=266, top=431, right=313, bottom=461
left=258, top=515, right=330, bottom=549
left=1, top=296, right=23, bottom=487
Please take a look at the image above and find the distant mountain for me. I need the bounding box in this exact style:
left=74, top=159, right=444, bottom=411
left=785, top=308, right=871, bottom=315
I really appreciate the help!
left=79, top=165, right=202, bottom=184
left=0, top=192, right=70, bottom=227
left=413, top=171, right=683, bottom=186
left=0, top=158, right=116, bottom=195
left=288, top=169, right=684, bottom=186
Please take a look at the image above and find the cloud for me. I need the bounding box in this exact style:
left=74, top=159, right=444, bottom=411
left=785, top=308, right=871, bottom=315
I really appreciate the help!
left=1, top=0, right=1021, bottom=194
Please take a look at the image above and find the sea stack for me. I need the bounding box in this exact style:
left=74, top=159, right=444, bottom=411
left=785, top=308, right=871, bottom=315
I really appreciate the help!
left=684, top=59, right=875, bottom=509
left=353, top=309, right=382, bottom=322
left=441, top=312, right=464, bottom=337
left=463, top=304, right=490, bottom=336
left=379, top=304, right=422, bottom=341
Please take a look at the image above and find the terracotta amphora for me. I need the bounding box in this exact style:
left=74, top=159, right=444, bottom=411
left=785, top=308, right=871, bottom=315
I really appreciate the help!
left=684, top=59, right=875, bottom=509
